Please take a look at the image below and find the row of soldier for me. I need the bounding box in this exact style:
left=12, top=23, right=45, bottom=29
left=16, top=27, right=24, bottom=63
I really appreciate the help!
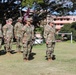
left=0, top=16, right=56, bottom=61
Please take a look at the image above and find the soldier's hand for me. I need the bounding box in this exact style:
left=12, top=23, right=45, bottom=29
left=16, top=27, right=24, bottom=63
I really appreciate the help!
left=46, top=42, right=48, bottom=45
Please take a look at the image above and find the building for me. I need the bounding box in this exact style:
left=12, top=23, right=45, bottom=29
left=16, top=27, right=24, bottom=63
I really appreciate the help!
left=53, top=16, right=76, bottom=31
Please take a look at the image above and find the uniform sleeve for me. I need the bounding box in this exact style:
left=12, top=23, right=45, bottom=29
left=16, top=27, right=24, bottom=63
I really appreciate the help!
left=44, top=26, right=48, bottom=39
left=14, top=24, right=18, bottom=36
left=22, top=26, right=27, bottom=34
left=3, top=26, right=7, bottom=37
left=12, top=26, right=14, bottom=38
left=32, top=26, right=35, bottom=39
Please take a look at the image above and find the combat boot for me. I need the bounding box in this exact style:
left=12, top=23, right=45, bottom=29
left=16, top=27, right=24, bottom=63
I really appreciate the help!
left=23, top=58, right=28, bottom=62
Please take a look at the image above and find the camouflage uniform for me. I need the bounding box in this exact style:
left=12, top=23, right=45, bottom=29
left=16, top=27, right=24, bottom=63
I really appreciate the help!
left=30, top=18, right=35, bottom=53
left=3, top=19, right=13, bottom=53
left=14, top=17, right=23, bottom=52
left=22, top=19, right=32, bottom=60
left=0, top=24, right=3, bottom=49
left=44, top=22, right=56, bottom=60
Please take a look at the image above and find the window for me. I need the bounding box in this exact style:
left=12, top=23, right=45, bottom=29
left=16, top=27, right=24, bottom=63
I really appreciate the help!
left=73, top=18, right=75, bottom=21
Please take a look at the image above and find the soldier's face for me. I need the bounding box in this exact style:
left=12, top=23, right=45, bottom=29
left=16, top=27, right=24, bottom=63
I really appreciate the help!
left=8, top=21, right=12, bottom=25
left=27, top=21, right=31, bottom=25
left=50, top=22, right=53, bottom=26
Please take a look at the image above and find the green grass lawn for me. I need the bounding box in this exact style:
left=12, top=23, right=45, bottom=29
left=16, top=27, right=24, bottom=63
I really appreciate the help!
left=0, top=42, right=76, bottom=75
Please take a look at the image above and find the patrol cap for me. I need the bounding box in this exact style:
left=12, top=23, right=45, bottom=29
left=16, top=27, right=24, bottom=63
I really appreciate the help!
left=48, top=19, right=54, bottom=24
left=18, top=17, right=22, bottom=20
left=26, top=18, right=31, bottom=22
left=29, top=17, right=33, bottom=21
left=8, top=18, right=12, bottom=21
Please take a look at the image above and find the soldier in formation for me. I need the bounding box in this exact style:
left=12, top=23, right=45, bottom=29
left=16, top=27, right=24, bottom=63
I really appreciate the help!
left=44, top=19, right=56, bottom=61
left=3, top=18, right=13, bottom=54
left=22, top=18, right=33, bottom=61
left=14, top=17, right=23, bottom=53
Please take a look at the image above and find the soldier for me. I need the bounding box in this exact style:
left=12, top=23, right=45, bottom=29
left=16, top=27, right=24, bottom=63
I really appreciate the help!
left=14, top=17, right=23, bottom=53
left=22, top=18, right=32, bottom=61
left=29, top=17, right=35, bottom=54
left=3, top=18, right=13, bottom=54
left=0, top=24, right=3, bottom=50
left=44, top=20, right=56, bottom=61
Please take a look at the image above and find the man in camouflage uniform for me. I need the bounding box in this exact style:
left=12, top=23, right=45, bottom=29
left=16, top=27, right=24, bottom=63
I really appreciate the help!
left=3, top=18, right=13, bottom=54
left=14, top=17, right=23, bottom=53
left=0, top=24, right=3, bottom=50
left=44, top=20, right=56, bottom=61
left=29, top=17, right=35, bottom=54
left=22, top=18, right=33, bottom=61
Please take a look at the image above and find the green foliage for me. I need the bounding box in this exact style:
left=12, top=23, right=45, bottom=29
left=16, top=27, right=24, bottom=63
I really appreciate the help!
left=35, top=27, right=43, bottom=34
left=59, top=22, right=76, bottom=41
left=56, top=34, right=62, bottom=40
left=22, top=0, right=44, bottom=7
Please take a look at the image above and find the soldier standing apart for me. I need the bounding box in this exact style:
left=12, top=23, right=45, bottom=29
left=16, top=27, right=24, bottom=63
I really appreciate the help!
left=22, top=18, right=32, bottom=61
left=14, top=17, right=23, bottom=53
left=0, top=24, right=3, bottom=50
left=3, top=18, right=13, bottom=54
left=44, top=21, right=56, bottom=61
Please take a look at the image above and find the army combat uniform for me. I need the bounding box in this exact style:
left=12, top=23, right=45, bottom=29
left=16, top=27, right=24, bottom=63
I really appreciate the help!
left=14, top=17, right=23, bottom=52
left=22, top=20, right=32, bottom=60
left=30, top=18, right=35, bottom=53
left=3, top=19, right=13, bottom=53
left=44, top=22, right=56, bottom=60
left=0, top=24, right=3, bottom=49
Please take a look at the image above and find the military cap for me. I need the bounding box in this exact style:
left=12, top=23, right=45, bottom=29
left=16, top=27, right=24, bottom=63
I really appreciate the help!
left=18, top=17, right=22, bottom=20
left=26, top=18, right=30, bottom=21
left=29, top=17, right=33, bottom=21
left=8, top=18, right=12, bottom=21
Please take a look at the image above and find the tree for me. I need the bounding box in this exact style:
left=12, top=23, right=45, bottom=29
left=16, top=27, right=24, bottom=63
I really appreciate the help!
left=22, top=0, right=44, bottom=7
left=59, top=22, right=76, bottom=41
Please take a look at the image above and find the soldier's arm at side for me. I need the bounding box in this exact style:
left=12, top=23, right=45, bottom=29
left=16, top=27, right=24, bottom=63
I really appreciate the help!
left=3, top=26, right=7, bottom=38
left=14, top=24, right=18, bottom=38
left=43, top=26, right=48, bottom=39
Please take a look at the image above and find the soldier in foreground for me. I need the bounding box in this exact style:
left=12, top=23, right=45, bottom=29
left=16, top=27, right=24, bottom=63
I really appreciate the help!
left=3, top=18, right=13, bottom=54
left=14, top=17, right=23, bottom=53
left=0, top=24, right=3, bottom=50
left=44, top=20, right=56, bottom=61
left=22, top=18, right=32, bottom=61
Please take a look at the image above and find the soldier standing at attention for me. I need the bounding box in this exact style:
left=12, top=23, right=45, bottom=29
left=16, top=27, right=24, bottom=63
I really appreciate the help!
left=44, top=20, right=56, bottom=61
left=3, top=18, right=13, bottom=54
left=29, top=17, right=35, bottom=54
left=22, top=18, right=32, bottom=61
left=0, top=24, right=3, bottom=50
left=14, top=17, right=23, bottom=53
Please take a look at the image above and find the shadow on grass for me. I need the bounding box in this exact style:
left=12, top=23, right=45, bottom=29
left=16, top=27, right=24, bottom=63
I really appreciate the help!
left=29, top=52, right=36, bottom=60
left=0, top=50, right=17, bottom=55
left=0, top=50, right=6, bottom=55
left=10, top=50, right=17, bottom=54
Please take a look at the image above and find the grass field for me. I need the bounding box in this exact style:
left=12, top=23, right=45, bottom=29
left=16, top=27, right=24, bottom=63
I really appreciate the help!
left=0, top=42, right=76, bottom=75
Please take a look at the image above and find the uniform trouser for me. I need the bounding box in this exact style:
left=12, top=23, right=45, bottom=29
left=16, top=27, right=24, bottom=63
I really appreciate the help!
left=23, top=41, right=31, bottom=59
left=30, top=40, right=33, bottom=53
left=0, top=38, right=2, bottom=49
left=4, top=38, right=13, bottom=52
left=46, top=42, right=55, bottom=59
left=16, top=37, right=22, bottom=52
